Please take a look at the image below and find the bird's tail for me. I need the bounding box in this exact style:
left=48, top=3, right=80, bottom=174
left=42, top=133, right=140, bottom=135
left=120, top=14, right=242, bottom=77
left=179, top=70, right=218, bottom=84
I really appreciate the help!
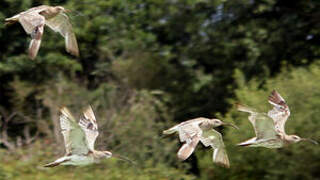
left=5, top=16, right=19, bottom=25
left=162, top=126, right=178, bottom=135
left=43, top=157, right=70, bottom=168
left=237, top=137, right=257, bottom=147
left=235, top=103, right=256, bottom=114
left=43, top=161, right=61, bottom=168
left=237, top=142, right=252, bottom=147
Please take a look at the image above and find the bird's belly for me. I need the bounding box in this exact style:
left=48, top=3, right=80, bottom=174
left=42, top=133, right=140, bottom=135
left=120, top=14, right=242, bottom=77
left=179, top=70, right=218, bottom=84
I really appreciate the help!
left=61, top=155, right=95, bottom=166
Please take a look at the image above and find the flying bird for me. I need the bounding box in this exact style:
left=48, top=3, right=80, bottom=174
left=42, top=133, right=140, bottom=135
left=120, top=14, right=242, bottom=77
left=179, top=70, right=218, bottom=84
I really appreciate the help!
left=236, top=90, right=318, bottom=148
left=44, top=106, right=112, bottom=167
left=5, top=5, right=79, bottom=60
left=163, top=117, right=238, bottom=168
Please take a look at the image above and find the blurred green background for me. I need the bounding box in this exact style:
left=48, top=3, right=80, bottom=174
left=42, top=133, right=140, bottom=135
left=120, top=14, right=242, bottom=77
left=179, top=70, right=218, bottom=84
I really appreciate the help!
left=0, top=0, right=320, bottom=179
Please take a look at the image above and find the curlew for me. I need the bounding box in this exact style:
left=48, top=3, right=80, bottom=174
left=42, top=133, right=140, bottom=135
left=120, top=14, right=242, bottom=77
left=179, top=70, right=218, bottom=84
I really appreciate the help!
left=44, top=106, right=112, bottom=167
left=236, top=90, right=318, bottom=148
left=5, top=5, right=79, bottom=59
left=163, top=117, right=238, bottom=168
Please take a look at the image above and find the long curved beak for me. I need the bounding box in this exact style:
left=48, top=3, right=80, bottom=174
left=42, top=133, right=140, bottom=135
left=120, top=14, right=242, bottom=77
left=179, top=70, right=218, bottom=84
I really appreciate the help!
left=64, top=9, right=72, bottom=13
left=222, top=122, right=239, bottom=130
left=301, top=138, right=318, bottom=145
left=112, top=154, right=137, bottom=165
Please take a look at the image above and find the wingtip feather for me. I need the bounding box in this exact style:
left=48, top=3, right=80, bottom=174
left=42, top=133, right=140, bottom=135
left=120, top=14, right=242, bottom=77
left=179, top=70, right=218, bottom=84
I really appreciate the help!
left=83, top=105, right=96, bottom=121
left=60, top=106, right=76, bottom=121
left=268, top=89, right=286, bottom=105
left=235, top=103, right=255, bottom=113
left=28, top=39, right=41, bottom=60
left=213, top=148, right=230, bottom=168
left=177, top=144, right=194, bottom=161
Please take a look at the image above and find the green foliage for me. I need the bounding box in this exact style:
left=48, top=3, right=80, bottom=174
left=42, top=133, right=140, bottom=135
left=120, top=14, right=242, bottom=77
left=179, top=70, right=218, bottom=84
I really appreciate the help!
left=0, top=144, right=195, bottom=180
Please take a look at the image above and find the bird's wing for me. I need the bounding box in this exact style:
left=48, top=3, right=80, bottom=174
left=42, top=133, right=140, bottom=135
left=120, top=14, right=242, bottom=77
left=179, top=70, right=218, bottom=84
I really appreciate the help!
left=177, top=135, right=200, bottom=161
left=45, top=12, right=79, bottom=56
left=254, top=114, right=278, bottom=140
left=18, top=11, right=45, bottom=34
left=267, top=90, right=290, bottom=134
left=60, top=107, right=89, bottom=155
left=78, top=105, right=99, bottom=151
left=177, top=120, right=203, bottom=143
left=176, top=120, right=203, bottom=160
left=237, top=103, right=278, bottom=140
left=17, top=11, right=46, bottom=59
left=200, top=129, right=230, bottom=168
left=28, top=24, right=44, bottom=60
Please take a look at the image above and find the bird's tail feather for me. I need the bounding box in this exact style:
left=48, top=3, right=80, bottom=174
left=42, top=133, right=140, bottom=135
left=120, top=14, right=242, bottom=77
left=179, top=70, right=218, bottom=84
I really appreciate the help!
left=235, top=103, right=256, bottom=114
left=43, top=161, right=61, bottom=168
left=43, top=157, right=70, bottom=168
left=237, top=142, right=252, bottom=146
left=162, top=126, right=178, bottom=135
left=4, top=16, right=19, bottom=25
left=237, top=137, right=256, bottom=147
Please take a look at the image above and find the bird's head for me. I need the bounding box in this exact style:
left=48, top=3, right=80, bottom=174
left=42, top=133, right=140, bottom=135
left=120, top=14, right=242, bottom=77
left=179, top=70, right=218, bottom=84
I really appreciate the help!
left=55, top=6, right=70, bottom=13
left=209, top=118, right=223, bottom=126
left=102, top=151, right=112, bottom=158
left=288, top=135, right=302, bottom=143
left=209, top=118, right=239, bottom=130
left=288, top=135, right=318, bottom=145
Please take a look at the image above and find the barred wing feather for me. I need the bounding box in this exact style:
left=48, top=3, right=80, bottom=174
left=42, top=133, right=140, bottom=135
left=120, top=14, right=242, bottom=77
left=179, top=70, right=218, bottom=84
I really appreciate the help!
left=267, top=90, right=290, bottom=134
left=60, top=107, right=89, bottom=155
left=78, top=105, right=99, bottom=151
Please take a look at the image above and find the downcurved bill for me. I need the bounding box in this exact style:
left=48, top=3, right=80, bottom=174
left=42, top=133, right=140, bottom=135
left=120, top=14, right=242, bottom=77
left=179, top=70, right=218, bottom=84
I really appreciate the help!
left=301, top=138, right=318, bottom=145
left=222, top=122, right=239, bottom=130
left=64, top=9, right=72, bottom=13
left=112, top=154, right=137, bottom=165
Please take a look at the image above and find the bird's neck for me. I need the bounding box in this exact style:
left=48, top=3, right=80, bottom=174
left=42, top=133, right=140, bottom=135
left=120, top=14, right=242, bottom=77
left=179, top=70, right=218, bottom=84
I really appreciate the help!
left=40, top=8, right=60, bottom=19
left=199, top=120, right=213, bottom=130
left=282, top=134, right=294, bottom=144
left=92, top=150, right=105, bottom=159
